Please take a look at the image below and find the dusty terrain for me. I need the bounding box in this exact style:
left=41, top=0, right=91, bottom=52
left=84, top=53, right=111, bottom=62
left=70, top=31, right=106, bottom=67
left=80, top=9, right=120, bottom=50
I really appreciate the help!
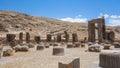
left=0, top=45, right=98, bottom=68
left=0, top=44, right=118, bottom=68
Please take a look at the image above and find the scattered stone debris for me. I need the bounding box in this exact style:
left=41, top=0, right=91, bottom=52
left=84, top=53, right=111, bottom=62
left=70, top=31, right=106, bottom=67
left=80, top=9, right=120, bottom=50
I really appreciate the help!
left=3, top=48, right=13, bottom=56
left=53, top=47, right=64, bottom=56
left=59, top=58, right=80, bottom=68
left=88, top=44, right=101, bottom=52
left=14, top=45, right=29, bottom=52
left=67, top=43, right=74, bottom=48
left=36, top=45, right=44, bottom=50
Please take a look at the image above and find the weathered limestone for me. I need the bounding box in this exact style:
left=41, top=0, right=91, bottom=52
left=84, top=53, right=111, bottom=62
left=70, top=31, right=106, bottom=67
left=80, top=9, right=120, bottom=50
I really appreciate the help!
left=44, top=43, right=49, bottom=48
left=26, top=32, right=30, bottom=43
left=26, top=43, right=34, bottom=48
left=88, top=21, right=95, bottom=42
left=64, top=31, right=69, bottom=42
left=65, top=34, right=69, bottom=42
left=106, top=31, right=115, bottom=43
left=53, top=43, right=59, bottom=47
left=53, top=47, right=64, bottom=56
left=74, top=42, right=80, bottom=48
left=88, top=17, right=106, bottom=43
left=72, top=33, right=78, bottom=43
left=57, top=34, right=62, bottom=42
left=6, top=34, right=16, bottom=43
left=99, top=51, right=120, bottom=68
left=46, top=34, right=52, bottom=42
left=36, top=45, right=44, bottom=50
left=113, top=42, right=120, bottom=48
left=67, top=43, right=74, bottom=48
left=3, top=48, right=13, bottom=56
left=9, top=40, right=16, bottom=48
left=88, top=44, right=101, bottom=52
left=34, top=36, right=41, bottom=44
left=14, top=45, right=29, bottom=52
left=103, top=44, right=111, bottom=50
left=19, top=32, right=23, bottom=44
left=59, top=58, right=80, bottom=68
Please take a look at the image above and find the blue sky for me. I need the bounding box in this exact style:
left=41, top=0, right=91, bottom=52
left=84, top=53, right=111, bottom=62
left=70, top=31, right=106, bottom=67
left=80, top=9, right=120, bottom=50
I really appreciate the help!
left=0, top=0, right=120, bottom=26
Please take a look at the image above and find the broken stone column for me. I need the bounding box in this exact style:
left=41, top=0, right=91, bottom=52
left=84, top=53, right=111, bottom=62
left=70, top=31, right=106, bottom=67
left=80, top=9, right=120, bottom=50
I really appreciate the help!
left=106, top=31, right=115, bottom=43
left=53, top=47, right=64, bottom=56
left=19, top=32, right=23, bottom=44
left=3, top=48, right=13, bottom=56
left=46, top=34, right=52, bottom=42
left=72, top=33, right=78, bottom=43
left=34, top=36, right=41, bottom=44
left=6, top=34, right=16, bottom=43
left=26, top=32, right=30, bottom=43
left=57, top=34, right=62, bottom=42
left=97, top=18, right=105, bottom=43
left=64, top=31, right=69, bottom=42
left=99, top=51, right=120, bottom=68
left=64, top=34, right=69, bottom=43
left=88, top=21, right=95, bottom=42
left=59, top=58, right=80, bottom=68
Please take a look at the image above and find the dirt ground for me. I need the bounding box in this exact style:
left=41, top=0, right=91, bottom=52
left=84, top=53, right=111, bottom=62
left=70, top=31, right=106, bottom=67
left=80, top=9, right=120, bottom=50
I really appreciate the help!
left=0, top=44, right=118, bottom=68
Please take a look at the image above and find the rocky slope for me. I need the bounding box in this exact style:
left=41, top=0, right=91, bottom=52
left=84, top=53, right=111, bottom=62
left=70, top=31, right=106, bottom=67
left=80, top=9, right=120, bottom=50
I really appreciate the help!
left=0, top=10, right=87, bottom=36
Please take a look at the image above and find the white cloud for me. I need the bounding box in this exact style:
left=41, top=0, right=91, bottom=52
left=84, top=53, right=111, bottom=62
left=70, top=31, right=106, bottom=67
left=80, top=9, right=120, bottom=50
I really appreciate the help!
left=98, top=13, right=120, bottom=26
left=110, top=15, right=118, bottom=18
left=59, top=15, right=87, bottom=23
left=98, top=13, right=109, bottom=18
left=109, top=19, right=120, bottom=26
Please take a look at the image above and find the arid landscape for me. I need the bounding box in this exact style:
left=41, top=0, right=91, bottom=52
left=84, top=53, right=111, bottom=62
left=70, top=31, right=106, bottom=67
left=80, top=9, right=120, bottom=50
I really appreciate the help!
left=0, top=10, right=120, bottom=68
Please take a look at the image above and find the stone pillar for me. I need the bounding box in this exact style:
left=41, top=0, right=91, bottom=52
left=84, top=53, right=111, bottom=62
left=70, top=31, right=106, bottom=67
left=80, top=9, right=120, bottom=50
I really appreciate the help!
left=88, top=21, right=95, bottom=42
left=57, top=34, right=62, bottom=42
left=34, top=36, right=41, bottom=44
left=19, top=32, right=23, bottom=44
left=102, top=17, right=106, bottom=40
left=26, top=32, right=30, bottom=43
left=53, top=47, right=64, bottom=56
left=106, top=31, right=115, bottom=43
left=59, top=58, right=80, bottom=68
left=99, top=52, right=120, bottom=68
left=46, top=34, right=52, bottom=42
left=72, top=33, right=78, bottom=43
left=65, top=34, right=69, bottom=43
left=97, top=18, right=106, bottom=43
left=6, top=34, right=16, bottom=43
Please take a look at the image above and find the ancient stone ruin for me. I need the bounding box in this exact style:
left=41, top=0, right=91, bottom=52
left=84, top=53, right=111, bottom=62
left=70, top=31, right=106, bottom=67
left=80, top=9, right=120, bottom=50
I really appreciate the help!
left=59, top=58, right=80, bottom=68
left=72, top=33, right=78, bottom=43
left=106, top=31, right=115, bottom=43
left=88, top=17, right=106, bottom=43
left=34, top=36, right=41, bottom=44
left=6, top=34, right=16, bottom=48
left=19, top=32, right=23, bottom=44
left=26, top=32, right=30, bottom=43
left=53, top=47, right=64, bottom=56
left=46, top=34, right=52, bottom=42
left=6, top=34, right=16, bottom=43
left=57, top=34, right=62, bottom=42
left=99, top=51, right=120, bottom=68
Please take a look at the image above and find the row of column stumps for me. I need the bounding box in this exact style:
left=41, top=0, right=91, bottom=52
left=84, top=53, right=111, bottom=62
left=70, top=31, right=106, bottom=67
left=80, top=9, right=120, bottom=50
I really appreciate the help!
left=6, top=32, right=80, bottom=45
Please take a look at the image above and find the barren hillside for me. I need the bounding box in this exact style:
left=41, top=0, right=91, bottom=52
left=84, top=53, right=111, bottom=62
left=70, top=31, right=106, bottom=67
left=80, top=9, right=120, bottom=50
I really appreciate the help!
left=0, top=10, right=119, bottom=40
